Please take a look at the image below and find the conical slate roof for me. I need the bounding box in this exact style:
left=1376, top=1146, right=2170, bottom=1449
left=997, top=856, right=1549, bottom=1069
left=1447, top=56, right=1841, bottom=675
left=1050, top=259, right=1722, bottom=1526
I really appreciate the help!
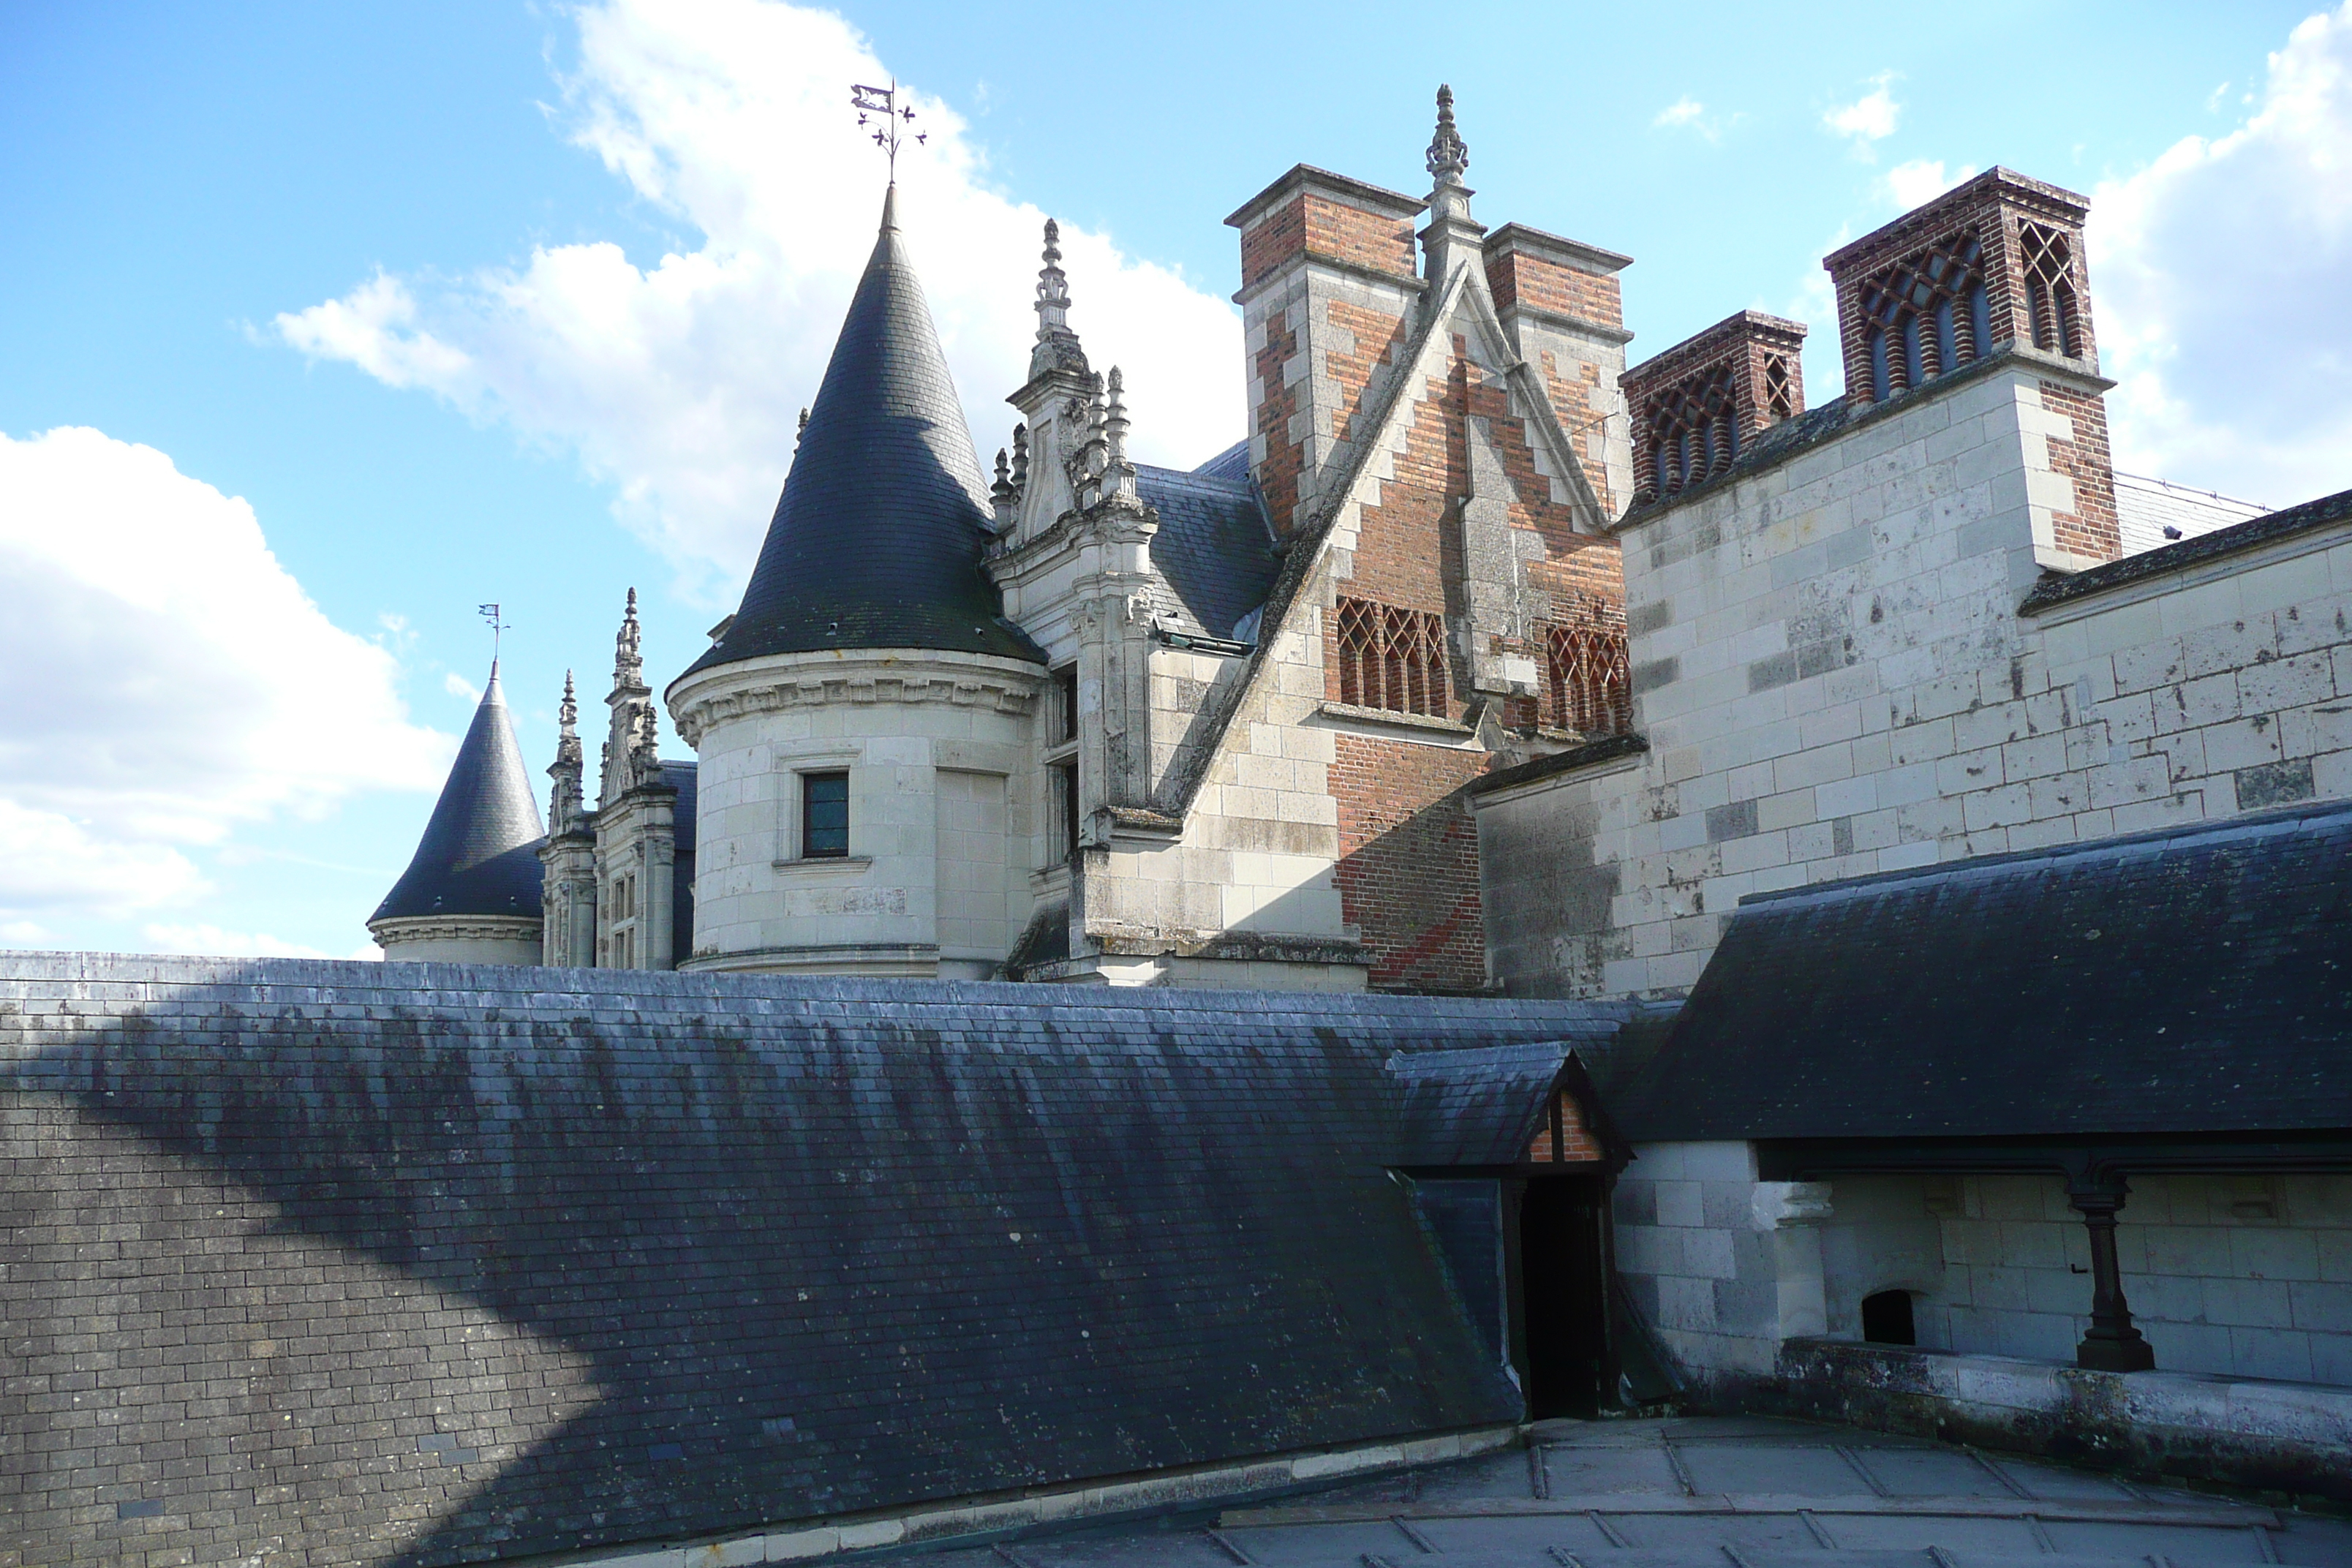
left=685, top=188, right=1039, bottom=677
left=370, top=663, right=546, bottom=926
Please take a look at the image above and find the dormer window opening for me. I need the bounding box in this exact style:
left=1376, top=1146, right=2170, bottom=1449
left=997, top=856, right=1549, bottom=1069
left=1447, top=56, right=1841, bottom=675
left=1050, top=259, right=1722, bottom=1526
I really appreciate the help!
left=1860, top=230, right=1992, bottom=402
left=1053, top=664, right=1079, bottom=744
left=1336, top=598, right=1449, bottom=717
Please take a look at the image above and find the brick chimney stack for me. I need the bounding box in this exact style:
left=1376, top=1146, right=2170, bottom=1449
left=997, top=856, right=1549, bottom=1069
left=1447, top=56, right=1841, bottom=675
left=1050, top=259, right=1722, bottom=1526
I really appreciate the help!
left=1824, top=167, right=2119, bottom=564
left=1620, top=311, right=1808, bottom=507
left=1224, top=167, right=1427, bottom=536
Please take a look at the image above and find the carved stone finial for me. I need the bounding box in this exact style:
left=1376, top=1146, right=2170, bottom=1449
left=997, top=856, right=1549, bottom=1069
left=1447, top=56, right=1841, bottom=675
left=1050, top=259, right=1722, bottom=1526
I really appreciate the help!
left=1036, top=218, right=1071, bottom=337
left=1104, top=366, right=1131, bottom=469
left=1011, top=423, right=1030, bottom=489
left=1427, top=83, right=1469, bottom=184
left=1028, top=218, right=1090, bottom=381
left=796, top=407, right=808, bottom=445
left=615, top=587, right=643, bottom=686
left=559, top=671, right=578, bottom=734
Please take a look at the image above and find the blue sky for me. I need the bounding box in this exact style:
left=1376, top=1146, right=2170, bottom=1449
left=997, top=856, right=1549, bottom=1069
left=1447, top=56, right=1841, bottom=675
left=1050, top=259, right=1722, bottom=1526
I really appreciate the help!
left=4, top=0, right=2347, bottom=958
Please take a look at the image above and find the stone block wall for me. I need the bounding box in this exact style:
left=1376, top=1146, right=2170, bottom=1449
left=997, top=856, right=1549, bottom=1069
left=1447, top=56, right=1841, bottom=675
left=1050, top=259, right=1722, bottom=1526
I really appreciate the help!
left=1474, top=353, right=2352, bottom=1000
left=1616, top=1160, right=2352, bottom=1394
left=1815, top=1174, right=2352, bottom=1386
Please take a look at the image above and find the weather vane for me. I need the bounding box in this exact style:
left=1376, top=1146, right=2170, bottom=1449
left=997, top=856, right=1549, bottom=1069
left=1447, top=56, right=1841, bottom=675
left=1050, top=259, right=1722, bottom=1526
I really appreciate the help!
left=478, top=602, right=508, bottom=662
left=851, top=80, right=925, bottom=178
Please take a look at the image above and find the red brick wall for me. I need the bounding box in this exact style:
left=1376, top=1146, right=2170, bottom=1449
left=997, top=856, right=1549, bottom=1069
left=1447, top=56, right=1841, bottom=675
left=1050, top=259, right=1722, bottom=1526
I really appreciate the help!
left=1253, top=306, right=1304, bottom=535
left=1324, top=300, right=1409, bottom=449
left=1239, top=193, right=1417, bottom=292
left=1485, top=253, right=1623, bottom=328
left=2040, top=380, right=2122, bottom=563
left=1331, top=734, right=1488, bottom=992
left=1523, top=1089, right=1605, bottom=1164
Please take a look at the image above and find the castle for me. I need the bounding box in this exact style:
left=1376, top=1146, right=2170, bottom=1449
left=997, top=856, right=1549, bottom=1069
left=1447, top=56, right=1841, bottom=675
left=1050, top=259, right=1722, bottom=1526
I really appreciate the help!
left=10, top=88, right=2350, bottom=1568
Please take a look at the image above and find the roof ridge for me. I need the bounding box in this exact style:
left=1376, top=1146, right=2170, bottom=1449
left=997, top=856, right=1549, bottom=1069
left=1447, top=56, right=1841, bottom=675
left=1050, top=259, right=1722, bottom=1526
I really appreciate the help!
left=1739, top=796, right=2352, bottom=915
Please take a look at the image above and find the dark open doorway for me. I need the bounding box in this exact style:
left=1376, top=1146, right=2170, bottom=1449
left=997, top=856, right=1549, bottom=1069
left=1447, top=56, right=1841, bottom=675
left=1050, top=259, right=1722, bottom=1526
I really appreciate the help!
left=1512, top=1174, right=1610, bottom=1417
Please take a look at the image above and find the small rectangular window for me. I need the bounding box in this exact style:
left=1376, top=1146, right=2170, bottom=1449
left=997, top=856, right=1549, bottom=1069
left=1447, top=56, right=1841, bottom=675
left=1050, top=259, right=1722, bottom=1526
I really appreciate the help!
left=802, top=771, right=850, bottom=859
left=1055, top=761, right=1079, bottom=862
left=1054, top=665, right=1079, bottom=744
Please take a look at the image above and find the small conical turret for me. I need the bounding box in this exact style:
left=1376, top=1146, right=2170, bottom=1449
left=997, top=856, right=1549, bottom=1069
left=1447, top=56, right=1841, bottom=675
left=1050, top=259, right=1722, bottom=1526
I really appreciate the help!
left=371, top=662, right=547, bottom=932
left=682, top=187, right=1036, bottom=676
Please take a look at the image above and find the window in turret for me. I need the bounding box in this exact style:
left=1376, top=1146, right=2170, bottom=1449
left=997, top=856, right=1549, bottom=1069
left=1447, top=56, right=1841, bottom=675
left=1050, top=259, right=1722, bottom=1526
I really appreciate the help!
left=802, top=771, right=850, bottom=859
left=1053, top=665, right=1079, bottom=744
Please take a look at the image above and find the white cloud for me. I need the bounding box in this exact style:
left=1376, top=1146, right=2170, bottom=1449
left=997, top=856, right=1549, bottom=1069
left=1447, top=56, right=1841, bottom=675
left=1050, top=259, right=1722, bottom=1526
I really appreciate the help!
left=1825, top=73, right=1901, bottom=156
left=275, top=0, right=1245, bottom=600
left=1653, top=96, right=1740, bottom=143
left=0, top=426, right=453, bottom=927
left=445, top=670, right=484, bottom=703
left=2092, top=2, right=2352, bottom=505
left=1883, top=159, right=1975, bottom=210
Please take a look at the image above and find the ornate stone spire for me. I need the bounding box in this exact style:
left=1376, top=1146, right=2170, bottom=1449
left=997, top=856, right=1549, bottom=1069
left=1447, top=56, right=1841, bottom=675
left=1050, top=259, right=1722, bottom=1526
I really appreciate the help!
left=615, top=587, right=643, bottom=688
left=1419, top=83, right=1485, bottom=290
left=602, top=588, right=655, bottom=807
left=1427, top=83, right=1469, bottom=185
left=549, top=670, right=585, bottom=834
left=1028, top=218, right=1090, bottom=381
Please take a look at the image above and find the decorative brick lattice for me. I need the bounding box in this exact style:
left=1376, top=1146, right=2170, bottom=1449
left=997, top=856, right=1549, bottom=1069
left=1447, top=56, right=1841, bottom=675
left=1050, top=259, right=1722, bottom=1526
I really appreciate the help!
left=1825, top=168, right=2100, bottom=408
left=1621, top=312, right=1808, bottom=508
left=1545, top=619, right=1631, bottom=736
left=1855, top=230, right=1994, bottom=402
left=1643, top=363, right=1738, bottom=500
left=1336, top=598, right=1449, bottom=716
left=2018, top=222, right=2082, bottom=358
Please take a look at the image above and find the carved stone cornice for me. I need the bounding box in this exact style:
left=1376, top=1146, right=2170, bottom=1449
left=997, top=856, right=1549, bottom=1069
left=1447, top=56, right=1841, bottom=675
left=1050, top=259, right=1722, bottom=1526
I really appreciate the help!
left=369, top=914, right=543, bottom=946
left=668, top=649, right=1044, bottom=748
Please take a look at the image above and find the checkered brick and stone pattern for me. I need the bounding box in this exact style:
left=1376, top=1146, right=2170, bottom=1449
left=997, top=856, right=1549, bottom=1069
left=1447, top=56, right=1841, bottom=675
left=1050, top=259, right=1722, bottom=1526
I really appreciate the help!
left=0, top=955, right=1621, bottom=1567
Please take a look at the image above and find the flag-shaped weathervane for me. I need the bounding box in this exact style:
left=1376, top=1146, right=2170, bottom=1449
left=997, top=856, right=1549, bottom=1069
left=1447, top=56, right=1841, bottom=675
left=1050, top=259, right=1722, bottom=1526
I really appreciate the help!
left=851, top=81, right=925, bottom=177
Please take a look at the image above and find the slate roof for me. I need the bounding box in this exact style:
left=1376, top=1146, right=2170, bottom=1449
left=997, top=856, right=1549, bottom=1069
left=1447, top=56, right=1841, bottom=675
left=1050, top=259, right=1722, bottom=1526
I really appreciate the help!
left=685, top=189, right=1038, bottom=677
left=1, top=958, right=1630, bottom=1566
left=1387, top=1035, right=1613, bottom=1166
left=1612, top=801, right=2352, bottom=1143
left=1137, top=451, right=1280, bottom=641
left=369, top=663, right=545, bottom=924
left=2021, top=484, right=2352, bottom=614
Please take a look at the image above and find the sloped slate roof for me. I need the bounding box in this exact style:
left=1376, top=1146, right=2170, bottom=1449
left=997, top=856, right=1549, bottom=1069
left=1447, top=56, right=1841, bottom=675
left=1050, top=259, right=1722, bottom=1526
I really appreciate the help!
left=1137, top=455, right=1279, bottom=641
left=1388, top=1035, right=1613, bottom=1165
left=685, top=189, right=1037, bottom=676
left=370, top=664, right=545, bottom=924
left=1613, top=802, right=2352, bottom=1143
left=1, top=959, right=1628, bottom=1567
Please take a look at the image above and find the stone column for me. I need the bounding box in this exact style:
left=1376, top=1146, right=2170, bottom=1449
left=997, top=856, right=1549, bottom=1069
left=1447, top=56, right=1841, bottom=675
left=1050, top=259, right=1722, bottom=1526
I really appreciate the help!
left=2068, top=1172, right=2155, bottom=1372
